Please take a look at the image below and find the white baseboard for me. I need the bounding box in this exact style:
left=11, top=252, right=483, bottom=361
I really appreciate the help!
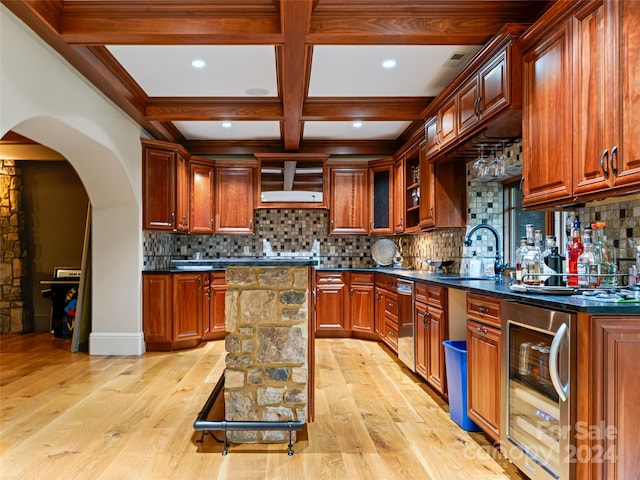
left=88, top=332, right=146, bottom=355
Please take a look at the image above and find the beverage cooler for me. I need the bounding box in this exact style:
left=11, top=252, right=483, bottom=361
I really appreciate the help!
left=501, top=302, right=576, bottom=480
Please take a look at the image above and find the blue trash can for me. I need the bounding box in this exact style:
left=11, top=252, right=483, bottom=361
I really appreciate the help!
left=443, top=340, right=481, bottom=431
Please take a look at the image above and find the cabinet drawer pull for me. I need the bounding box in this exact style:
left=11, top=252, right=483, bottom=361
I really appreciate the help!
left=610, top=145, right=618, bottom=176
left=478, top=306, right=489, bottom=314
left=601, top=148, right=610, bottom=179
left=388, top=330, right=395, bottom=337
left=476, top=326, right=487, bottom=334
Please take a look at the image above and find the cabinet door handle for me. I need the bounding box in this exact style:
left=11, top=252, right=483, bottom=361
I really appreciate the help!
left=182, top=215, right=187, bottom=226
left=600, top=149, right=610, bottom=179
left=249, top=220, right=253, bottom=229
left=211, top=219, right=215, bottom=229
left=388, top=330, right=394, bottom=337
left=476, top=326, right=487, bottom=334
left=478, top=306, right=489, bottom=314
left=610, top=145, right=618, bottom=176
left=197, top=276, right=201, bottom=288
left=370, top=220, right=374, bottom=231
left=350, top=288, right=354, bottom=298
left=423, top=311, right=430, bottom=328
left=474, top=97, right=480, bottom=116
left=477, top=96, right=482, bottom=114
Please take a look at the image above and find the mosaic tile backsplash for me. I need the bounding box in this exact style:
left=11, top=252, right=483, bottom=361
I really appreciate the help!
left=143, top=140, right=639, bottom=275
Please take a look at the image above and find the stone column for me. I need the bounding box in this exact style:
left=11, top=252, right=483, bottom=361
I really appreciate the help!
left=0, top=160, right=27, bottom=333
left=224, top=265, right=309, bottom=443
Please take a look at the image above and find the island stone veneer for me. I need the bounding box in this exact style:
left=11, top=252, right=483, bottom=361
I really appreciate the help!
left=224, top=265, right=309, bottom=443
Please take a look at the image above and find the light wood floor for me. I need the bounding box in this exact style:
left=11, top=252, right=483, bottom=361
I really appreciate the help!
left=0, top=334, right=525, bottom=480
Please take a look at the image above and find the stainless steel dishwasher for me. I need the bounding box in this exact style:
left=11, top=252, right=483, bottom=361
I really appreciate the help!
left=397, top=279, right=415, bottom=372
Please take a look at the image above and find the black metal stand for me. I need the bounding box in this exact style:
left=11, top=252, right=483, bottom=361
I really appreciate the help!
left=193, top=373, right=303, bottom=456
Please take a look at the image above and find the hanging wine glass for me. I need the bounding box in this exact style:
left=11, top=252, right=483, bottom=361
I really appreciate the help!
left=473, top=144, right=486, bottom=177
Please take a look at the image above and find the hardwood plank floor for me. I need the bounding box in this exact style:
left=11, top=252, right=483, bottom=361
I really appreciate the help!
left=0, top=334, right=525, bottom=479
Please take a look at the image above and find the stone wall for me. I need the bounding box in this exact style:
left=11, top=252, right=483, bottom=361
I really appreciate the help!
left=224, top=265, right=309, bottom=443
left=0, top=160, right=27, bottom=333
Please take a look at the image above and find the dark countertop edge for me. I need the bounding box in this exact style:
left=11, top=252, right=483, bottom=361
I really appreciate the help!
left=318, top=268, right=640, bottom=315
left=142, top=265, right=639, bottom=314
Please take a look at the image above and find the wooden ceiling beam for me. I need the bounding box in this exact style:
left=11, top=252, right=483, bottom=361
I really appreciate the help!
left=184, top=139, right=398, bottom=156
left=302, top=97, right=432, bottom=121
left=145, top=98, right=284, bottom=121
left=279, top=0, right=313, bottom=151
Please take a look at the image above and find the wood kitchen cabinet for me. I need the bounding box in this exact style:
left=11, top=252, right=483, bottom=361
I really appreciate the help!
left=203, top=271, right=227, bottom=341
left=393, top=157, right=405, bottom=234
left=214, top=162, right=256, bottom=234
left=314, top=272, right=348, bottom=335
left=457, top=47, right=512, bottom=138
left=142, top=139, right=190, bottom=232
left=374, top=274, right=399, bottom=352
left=576, top=314, right=640, bottom=480
left=369, top=159, right=394, bottom=236
left=466, top=293, right=501, bottom=442
left=348, top=272, right=375, bottom=335
left=415, top=282, right=447, bottom=396
left=143, top=272, right=204, bottom=351
left=520, top=0, right=640, bottom=208
left=419, top=148, right=466, bottom=230
left=190, top=159, right=215, bottom=234
left=329, top=166, right=369, bottom=235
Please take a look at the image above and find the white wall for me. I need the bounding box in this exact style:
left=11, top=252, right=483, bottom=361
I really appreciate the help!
left=0, top=6, right=145, bottom=355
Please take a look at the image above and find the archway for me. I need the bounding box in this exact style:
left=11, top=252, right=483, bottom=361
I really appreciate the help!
left=2, top=6, right=145, bottom=354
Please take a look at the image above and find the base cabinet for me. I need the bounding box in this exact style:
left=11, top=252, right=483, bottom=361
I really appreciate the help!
left=577, top=314, right=640, bottom=480
left=466, top=293, right=502, bottom=442
left=143, top=272, right=227, bottom=350
left=314, top=272, right=348, bottom=334
left=415, top=282, right=447, bottom=396
left=348, top=273, right=375, bottom=334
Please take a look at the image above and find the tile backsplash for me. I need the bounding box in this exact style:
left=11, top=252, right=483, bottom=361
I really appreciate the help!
left=143, top=142, right=639, bottom=274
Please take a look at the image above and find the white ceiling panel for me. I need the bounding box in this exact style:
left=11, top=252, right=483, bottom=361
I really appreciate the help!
left=308, top=45, right=481, bottom=97
left=174, top=121, right=281, bottom=140
left=106, top=45, right=278, bottom=97
left=303, top=121, right=412, bottom=140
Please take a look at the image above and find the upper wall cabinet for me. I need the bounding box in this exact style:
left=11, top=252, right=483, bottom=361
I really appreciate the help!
left=520, top=0, right=640, bottom=208
left=189, top=159, right=215, bottom=234
left=142, top=139, right=190, bottom=232
left=255, top=153, right=328, bottom=209
left=423, top=25, right=524, bottom=162
left=329, top=165, right=369, bottom=235
left=369, top=158, right=394, bottom=236
left=214, top=161, right=256, bottom=235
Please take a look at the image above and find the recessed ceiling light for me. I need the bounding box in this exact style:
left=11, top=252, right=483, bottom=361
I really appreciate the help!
left=245, top=88, right=269, bottom=96
left=382, top=59, right=396, bottom=69
left=352, top=121, right=363, bottom=128
left=191, top=59, right=206, bottom=69
left=222, top=121, right=232, bottom=128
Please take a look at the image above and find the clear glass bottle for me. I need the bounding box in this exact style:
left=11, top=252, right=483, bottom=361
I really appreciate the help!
left=577, top=228, right=599, bottom=287
left=567, top=220, right=583, bottom=287
left=544, top=236, right=564, bottom=286
left=598, top=222, right=617, bottom=287
left=523, top=224, right=542, bottom=285
left=515, top=237, right=528, bottom=285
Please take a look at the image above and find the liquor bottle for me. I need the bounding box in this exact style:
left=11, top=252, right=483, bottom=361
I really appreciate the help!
left=515, top=237, right=528, bottom=285
left=523, top=224, right=542, bottom=285
left=577, top=228, right=600, bottom=287
left=544, top=237, right=564, bottom=286
left=598, top=222, right=617, bottom=287
left=567, top=220, right=583, bottom=287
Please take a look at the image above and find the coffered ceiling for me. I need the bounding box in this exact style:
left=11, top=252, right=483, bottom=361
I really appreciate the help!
left=2, top=0, right=551, bottom=156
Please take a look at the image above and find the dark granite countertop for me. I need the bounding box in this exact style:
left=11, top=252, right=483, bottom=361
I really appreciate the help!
left=143, top=262, right=639, bottom=315
left=318, top=267, right=640, bottom=315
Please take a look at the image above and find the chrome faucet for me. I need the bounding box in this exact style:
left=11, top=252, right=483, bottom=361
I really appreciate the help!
left=464, top=224, right=508, bottom=279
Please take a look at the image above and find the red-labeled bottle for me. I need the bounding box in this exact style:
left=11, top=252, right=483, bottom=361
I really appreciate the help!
left=567, top=220, right=583, bottom=286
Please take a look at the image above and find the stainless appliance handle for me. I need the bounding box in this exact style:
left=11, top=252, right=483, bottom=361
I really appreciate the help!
left=549, top=322, right=569, bottom=402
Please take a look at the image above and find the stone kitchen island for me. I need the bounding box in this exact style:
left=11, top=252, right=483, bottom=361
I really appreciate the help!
left=180, top=258, right=317, bottom=450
